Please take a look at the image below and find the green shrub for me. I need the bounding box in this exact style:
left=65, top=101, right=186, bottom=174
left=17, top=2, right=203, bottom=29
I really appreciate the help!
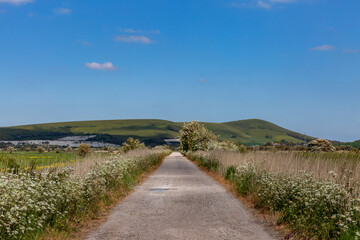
left=225, top=166, right=237, bottom=181
left=77, top=143, right=92, bottom=157
left=7, top=146, right=14, bottom=154
left=121, top=137, right=145, bottom=153
left=37, top=146, right=45, bottom=153
left=4, top=157, right=19, bottom=174
left=64, top=146, right=73, bottom=153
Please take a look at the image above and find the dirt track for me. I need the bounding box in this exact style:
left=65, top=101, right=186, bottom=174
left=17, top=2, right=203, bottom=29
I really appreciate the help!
left=87, top=152, right=277, bottom=240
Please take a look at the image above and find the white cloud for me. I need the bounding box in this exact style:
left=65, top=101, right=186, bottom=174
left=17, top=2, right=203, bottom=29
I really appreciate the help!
left=54, top=8, right=71, bottom=15
left=0, top=0, right=33, bottom=5
left=269, top=0, right=297, bottom=3
left=114, top=35, right=153, bottom=44
left=230, top=0, right=297, bottom=9
left=343, top=48, right=360, bottom=53
left=257, top=1, right=271, bottom=9
left=85, top=62, right=118, bottom=71
left=121, top=28, right=160, bottom=34
left=309, top=45, right=335, bottom=51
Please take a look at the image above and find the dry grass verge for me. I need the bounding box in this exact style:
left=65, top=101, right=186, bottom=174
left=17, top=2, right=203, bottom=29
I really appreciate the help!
left=41, top=154, right=167, bottom=240
left=186, top=150, right=360, bottom=239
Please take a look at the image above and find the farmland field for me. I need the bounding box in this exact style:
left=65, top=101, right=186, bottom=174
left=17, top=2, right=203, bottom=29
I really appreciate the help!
left=0, top=150, right=108, bottom=170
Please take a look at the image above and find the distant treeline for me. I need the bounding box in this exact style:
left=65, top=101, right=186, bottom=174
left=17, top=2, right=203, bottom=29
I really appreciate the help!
left=0, top=129, right=172, bottom=147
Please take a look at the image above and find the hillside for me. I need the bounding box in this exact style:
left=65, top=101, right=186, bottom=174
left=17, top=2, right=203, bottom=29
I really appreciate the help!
left=0, top=119, right=314, bottom=146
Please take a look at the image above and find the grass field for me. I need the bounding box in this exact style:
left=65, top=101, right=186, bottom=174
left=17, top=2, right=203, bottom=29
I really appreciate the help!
left=0, top=118, right=314, bottom=146
left=0, top=151, right=108, bottom=170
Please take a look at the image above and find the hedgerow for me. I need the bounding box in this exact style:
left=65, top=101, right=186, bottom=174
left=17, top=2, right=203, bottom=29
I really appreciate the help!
left=0, top=150, right=170, bottom=239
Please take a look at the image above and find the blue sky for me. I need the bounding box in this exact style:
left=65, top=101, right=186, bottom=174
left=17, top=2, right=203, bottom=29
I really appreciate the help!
left=0, top=0, right=359, bottom=141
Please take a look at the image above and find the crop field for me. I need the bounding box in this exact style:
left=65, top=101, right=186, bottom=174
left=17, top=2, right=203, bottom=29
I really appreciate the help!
left=0, top=150, right=110, bottom=171
left=186, top=150, right=360, bottom=239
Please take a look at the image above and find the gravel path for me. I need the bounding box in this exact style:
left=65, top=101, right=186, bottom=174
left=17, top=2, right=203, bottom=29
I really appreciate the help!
left=87, top=152, right=277, bottom=240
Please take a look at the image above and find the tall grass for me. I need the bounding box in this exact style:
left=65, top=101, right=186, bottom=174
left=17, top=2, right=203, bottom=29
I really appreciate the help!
left=198, top=150, right=360, bottom=197
left=187, top=150, right=360, bottom=239
left=0, top=149, right=171, bottom=239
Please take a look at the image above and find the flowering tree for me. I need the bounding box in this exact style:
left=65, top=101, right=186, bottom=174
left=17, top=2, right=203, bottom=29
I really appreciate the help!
left=180, top=121, right=217, bottom=152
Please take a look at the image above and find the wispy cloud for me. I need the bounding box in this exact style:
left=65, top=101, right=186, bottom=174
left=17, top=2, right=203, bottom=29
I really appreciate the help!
left=114, top=35, right=153, bottom=44
left=0, top=0, right=33, bottom=5
left=120, top=28, right=160, bottom=34
left=229, top=2, right=249, bottom=8
left=80, top=41, right=93, bottom=46
left=0, top=9, right=6, bottom=13
left=200, top=78, right=207, bottom=83
left=53, top=8, right=71, bottom=15
left=85, top=62, right=118, bottom=71
left=309, top=45, right=335, bottom=51
left=230, top=0, right=297, bottom=9
left=343, top=48, right=360, bottom=53
left=257, top=1, right=271, bottom=9
left=269, top=0, right=297, bottom=3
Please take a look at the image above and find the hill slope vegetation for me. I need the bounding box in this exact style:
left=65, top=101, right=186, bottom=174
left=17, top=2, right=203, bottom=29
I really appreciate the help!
left=0, top=119, right=314, bottom=146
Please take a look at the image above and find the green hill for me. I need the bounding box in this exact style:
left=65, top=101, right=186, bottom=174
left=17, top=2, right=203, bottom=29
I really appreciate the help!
left=0, top=119, right=314, bottom=146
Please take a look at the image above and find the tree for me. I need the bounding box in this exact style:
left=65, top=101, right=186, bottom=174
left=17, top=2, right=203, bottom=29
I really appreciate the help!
left=180, top=121, right=217, bottom=152
left=121, top=137, right=145, bottom=153
left=37, top=146, right=45, bottom=153
left=7, top=146, right=14, bottom=154
left=77, top=143, right=92, bottom=157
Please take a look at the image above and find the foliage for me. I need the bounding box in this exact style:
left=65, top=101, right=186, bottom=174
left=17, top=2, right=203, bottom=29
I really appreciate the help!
left=64, top=146, right=72, bottom=153
left=180, top=121, right=217, bottom=152
left=37, top=146, right=45, bottom=154
left=308, top=139, right=336, bottom=152
left=7, top=146, right=14, bottom=154
left=121, top=137, right=145, bottom=153
left=153, top=145, right=171, bottom=150
left=77, top=143, right=92, bottom=157
left=209, top=140, right=239, bottom=151
left=186, top=151, right=360, bottom=239
left=238, top=144, right=248, bottom=153
left=0, top=150, right=170, bottom=239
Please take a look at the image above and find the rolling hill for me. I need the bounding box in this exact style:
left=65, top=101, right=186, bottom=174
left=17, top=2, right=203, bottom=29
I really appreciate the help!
left=0, top=119, right=314, bottom=146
